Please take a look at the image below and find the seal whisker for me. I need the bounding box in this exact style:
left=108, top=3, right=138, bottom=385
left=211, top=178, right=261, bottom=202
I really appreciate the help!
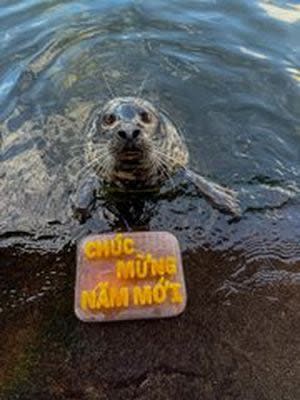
left=77, top=160, right=100, bottom=178
left=136, top=72, right=150, bottom=98
left=100, top=71, right=116, bottom=99
left=75, top=156, right=108, bottom=180
left=70, top=142, right=107, bottom=152
left=67, top=149, right=107, bottom=168
left=100, top=153, right=113, bottom=181
left=65, top=155, right=83, bottom=169
left=153, top=147, right=182, bottom=167
left=152, top=153, right=176, bottom=190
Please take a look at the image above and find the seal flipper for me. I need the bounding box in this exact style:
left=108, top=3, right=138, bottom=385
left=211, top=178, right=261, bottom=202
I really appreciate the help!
left=183, top=169, right=241, bottom=217
left=73, top=175, right=101, bottom=222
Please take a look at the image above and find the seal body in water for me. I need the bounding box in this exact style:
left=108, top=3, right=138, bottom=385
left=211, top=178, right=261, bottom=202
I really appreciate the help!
left=75, top=97, right=241, bottom=218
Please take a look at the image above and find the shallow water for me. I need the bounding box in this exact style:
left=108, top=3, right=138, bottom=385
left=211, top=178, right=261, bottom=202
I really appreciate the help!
left=1, top=1, right=300, bottom=399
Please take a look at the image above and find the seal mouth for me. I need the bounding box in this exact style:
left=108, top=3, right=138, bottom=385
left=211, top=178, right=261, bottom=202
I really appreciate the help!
left=118, top=149, right=143, bottom=161
left=116, top=138, right=146, bottom=160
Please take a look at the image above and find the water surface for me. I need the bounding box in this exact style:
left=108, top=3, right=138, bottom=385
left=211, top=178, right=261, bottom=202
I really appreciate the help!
left=0, top=1, right=300, bottom=399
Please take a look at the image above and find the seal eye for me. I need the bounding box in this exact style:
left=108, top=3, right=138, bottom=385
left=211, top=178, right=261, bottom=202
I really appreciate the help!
left=103, top=113, right=116, bottom=126
left=140, top=111, right=151, bottom=124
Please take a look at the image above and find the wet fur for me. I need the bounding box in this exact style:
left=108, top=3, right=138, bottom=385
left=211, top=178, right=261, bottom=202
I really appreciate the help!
left=85, top=97, right=189, bottom=188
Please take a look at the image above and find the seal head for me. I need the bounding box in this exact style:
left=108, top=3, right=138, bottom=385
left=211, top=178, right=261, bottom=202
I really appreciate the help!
left=86, top=97, right=188, bottom=188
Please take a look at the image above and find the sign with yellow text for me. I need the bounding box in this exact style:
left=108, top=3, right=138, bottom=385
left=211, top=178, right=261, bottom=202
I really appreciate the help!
left=75, top=232, right=187, bottom=322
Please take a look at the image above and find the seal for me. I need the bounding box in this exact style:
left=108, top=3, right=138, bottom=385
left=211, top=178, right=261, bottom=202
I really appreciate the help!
left=74, top=97, right=241, bottom=218
left=85, top=97, right=188, bottom=187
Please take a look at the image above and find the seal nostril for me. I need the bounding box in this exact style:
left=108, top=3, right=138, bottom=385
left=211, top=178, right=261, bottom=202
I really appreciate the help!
left=132, top=129, right=141, bottom=139
left=118, top=130, right=127, bottom=139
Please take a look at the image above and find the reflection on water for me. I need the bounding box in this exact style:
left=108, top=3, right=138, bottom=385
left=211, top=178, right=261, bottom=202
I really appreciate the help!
left=286, top=66, right=300, bottom=84
left=0, top=0, right=300, bottom=398
left=259, top=0, right=300, bottom=23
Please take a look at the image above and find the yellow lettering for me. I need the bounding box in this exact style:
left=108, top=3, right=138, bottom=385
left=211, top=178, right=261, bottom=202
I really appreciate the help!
left=152, top=257, right=165, bottom=276
left=84, top=241, right=97, bottom=260
left=110, top=234, right=123, bottom=256
left=135, top=254, right=148, bottom=278
left=109, top=286, right=129, bottom=308
left=123, top=237, right=135, bottom=255
left=95, top=283, right=110, bottom=309
left=80, top=290, right=96, bottom=310
left=116, top=260, right=135, bottom=279
left=169, top=283, right=183, bottom=303
left=165, top=256, right=177, bottom=275
left=133, top=285, right=153, bottom=305
left=101, top=240, right=110, bottom=258
left=152, top=279, right=167, bottom=304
